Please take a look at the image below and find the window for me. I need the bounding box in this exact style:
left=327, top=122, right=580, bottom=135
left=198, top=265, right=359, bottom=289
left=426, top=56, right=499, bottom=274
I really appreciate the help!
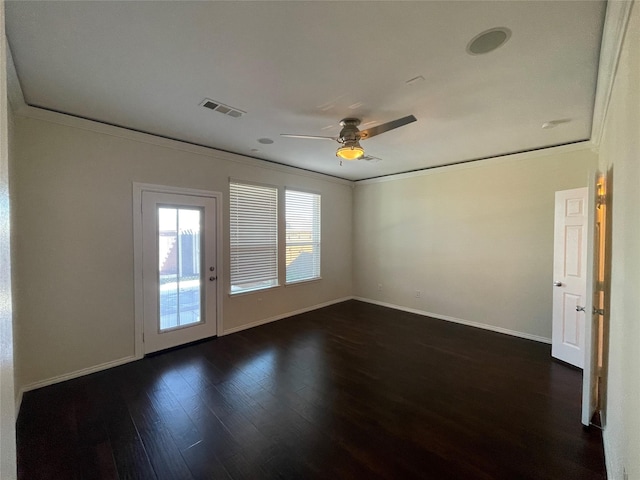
left=286, top=189, right=321, bottom=284
left=230, top=182, right=278, bottom=294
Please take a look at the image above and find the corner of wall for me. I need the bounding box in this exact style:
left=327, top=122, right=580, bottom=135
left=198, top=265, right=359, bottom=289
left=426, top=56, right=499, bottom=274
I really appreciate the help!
left=1, top=1, right=19, bottom=478
left=596, top=1, right=640, bottom=479
left=5, top=36, right=27, bottom=116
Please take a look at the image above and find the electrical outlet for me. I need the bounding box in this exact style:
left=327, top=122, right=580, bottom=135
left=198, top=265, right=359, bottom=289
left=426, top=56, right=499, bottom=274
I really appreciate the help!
left=377, top=283, right=382, bottom=291
left=415, top=290, right=421, bottom=298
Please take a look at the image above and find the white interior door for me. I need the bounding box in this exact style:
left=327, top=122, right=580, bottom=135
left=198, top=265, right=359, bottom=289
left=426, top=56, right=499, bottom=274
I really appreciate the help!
left=552, top=187, right=588, bottom=368
left=142, top=191, right=218, bottom=354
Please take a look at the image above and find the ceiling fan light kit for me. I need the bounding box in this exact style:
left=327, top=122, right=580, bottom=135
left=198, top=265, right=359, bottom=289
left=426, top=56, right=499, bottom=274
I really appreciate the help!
left=336, top=141, right=365, bottom=160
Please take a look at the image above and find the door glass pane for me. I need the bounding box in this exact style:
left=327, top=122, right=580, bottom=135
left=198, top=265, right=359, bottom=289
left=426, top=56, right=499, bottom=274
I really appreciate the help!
left=158, top=206, right=203, bottom=331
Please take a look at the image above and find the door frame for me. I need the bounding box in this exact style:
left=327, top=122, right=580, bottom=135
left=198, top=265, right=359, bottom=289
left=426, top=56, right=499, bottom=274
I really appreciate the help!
left=582, top=171, right=607, bottom=426
left=133, top=183, right=223, bottom=359
left=581, top=175, right=596, bottom=425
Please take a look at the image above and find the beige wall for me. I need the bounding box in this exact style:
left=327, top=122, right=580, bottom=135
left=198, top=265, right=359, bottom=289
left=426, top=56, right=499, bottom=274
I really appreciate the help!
left=10, top=115, right=353, bottom=389
left=353, top=148, right=597, bottom=340
left=1, top=1, right=18, bottom=478
left=598, top=2, right=640, bottom=479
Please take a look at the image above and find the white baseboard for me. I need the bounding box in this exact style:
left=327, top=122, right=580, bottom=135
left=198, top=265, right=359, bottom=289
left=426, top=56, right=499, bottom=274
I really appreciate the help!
left=17, top=355, right=138, bottom=414
left=222, top=296, right=354, bottom=335
left=602, top=430, right=615, bottom=480
left=353, top=297, right=552, bottom=344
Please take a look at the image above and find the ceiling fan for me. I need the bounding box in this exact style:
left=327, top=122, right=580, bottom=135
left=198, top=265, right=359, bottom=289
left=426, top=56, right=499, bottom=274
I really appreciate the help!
left=281, top=115, right=417, bottom=161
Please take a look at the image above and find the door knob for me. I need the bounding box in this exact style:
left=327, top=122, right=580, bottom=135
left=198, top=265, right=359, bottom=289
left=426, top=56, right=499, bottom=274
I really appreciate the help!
left=553, top=281, right=563, bottom=287
left=576, top=305, right=586, bottom=312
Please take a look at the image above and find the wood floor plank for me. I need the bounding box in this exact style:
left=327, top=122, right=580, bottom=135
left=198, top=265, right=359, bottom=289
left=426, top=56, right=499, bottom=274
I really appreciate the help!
left=179, top=440, right=233, bottom=480
left=17, top=383, right=82, bottom=480
left=117, top=367, right=194, bottom=480
left=93, top=370, right=156, bottom=480
left=70, top=375, right=120, bottom=480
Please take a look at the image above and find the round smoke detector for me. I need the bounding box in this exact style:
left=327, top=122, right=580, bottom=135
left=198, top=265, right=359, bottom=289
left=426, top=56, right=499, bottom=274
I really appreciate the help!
left=467, top=27, right=512, bottom=55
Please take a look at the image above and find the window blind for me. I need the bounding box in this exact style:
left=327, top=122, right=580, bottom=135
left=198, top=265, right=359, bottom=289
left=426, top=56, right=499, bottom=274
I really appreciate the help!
left=230, top=182, right=278, bottom=294
left=285, top=189, right=321, bottom=284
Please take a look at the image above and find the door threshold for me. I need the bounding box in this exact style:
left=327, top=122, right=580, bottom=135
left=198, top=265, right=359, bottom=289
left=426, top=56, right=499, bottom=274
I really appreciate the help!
left=144, top=335, right=218, bottom=357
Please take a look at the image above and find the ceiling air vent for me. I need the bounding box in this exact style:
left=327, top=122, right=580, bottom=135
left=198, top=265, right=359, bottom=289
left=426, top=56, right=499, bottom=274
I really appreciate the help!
left=200, top=98, right=245, bottom=118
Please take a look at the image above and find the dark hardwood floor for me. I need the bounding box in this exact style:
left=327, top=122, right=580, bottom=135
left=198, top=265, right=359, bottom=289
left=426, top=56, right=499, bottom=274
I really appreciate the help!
left=17, top=300, right=606, bottom=479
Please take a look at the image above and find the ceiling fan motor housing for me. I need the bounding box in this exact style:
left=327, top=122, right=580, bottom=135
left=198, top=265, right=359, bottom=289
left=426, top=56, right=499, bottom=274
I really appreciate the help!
left=338, top=118, right=362, bottom=143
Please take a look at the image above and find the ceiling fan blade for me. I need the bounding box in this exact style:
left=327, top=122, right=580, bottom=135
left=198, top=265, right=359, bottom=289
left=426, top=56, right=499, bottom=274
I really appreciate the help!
left=359, top=115, right=417, bottom=140
left=280, top=134, right=337, bottom=141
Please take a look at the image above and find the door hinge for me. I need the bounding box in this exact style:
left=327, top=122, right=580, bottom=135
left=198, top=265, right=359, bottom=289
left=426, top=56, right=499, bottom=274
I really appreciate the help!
left=593, top=307, right=605, bottom=315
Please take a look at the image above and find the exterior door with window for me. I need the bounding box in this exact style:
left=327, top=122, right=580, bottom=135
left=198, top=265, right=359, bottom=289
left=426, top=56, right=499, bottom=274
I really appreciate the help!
left=142, top=191, right=218, bottom=353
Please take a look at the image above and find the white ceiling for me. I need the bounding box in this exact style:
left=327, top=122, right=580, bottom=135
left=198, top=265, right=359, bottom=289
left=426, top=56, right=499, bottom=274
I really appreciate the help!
left=6, top=1, right=606, bottom=181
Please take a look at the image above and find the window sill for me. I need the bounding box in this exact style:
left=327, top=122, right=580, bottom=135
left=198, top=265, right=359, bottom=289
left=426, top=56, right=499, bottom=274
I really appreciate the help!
left=229, top=284, right=280, bottom=297
left=285, top=277, right=322, bottom=287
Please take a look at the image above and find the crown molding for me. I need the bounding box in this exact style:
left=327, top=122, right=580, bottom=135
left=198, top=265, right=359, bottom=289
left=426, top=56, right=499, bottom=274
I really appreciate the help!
left=355, top=140, right=594, bottom=186
left=14, top=104, right=354, bottom=187
left=5, top=38, right=27, bottom=115
left=590, top=0, right=634, bottom=148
